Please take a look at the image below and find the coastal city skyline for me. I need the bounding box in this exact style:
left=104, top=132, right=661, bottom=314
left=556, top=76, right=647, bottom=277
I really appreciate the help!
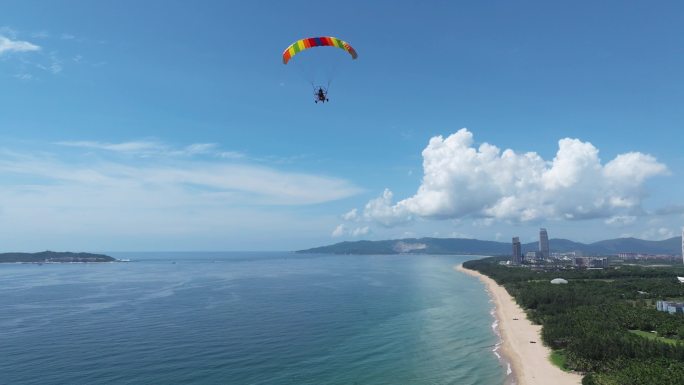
left=508, top=226, right=684, bottom=264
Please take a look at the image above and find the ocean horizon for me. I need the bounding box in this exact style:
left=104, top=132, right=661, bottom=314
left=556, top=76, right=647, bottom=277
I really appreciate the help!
left=0, top=252, right=505, bottom=385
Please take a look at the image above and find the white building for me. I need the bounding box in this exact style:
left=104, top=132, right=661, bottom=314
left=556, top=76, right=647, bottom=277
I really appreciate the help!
left=525, top=251, right=539, bottom=260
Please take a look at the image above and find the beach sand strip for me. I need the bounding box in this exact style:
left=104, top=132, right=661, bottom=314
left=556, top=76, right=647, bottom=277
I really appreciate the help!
left=456, top=264, right=582, bottom=385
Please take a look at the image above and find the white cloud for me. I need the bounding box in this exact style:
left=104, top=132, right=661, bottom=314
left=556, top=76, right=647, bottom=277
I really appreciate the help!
left=354, top=128, right=668, bottom=226
left=605, top=215, right=637, bottom=226
left=49, top=59, right=63, bottom=74
left=628, top=227, right=677, bottom=241
left=331, top=224, right=370, bottom=238
left=0, top=32, right=71, bottom=78
left=13, top=73, right=33, bottom=81
left=449, top=231, right=472, bottom=238
left=332, top=224, right=346, bottom=237
left=393, top=241, right=426, bottom=253
left=182, top=143, right=217, bottom=154
left=56, top=140, right=166, bottom=153
left=55, top=140, right=246, bottom=159
left=0, top=142, right=365, bottom=246
left=0, top=151, right=360, bottom=207
left=35, top=52, right=63, bottom=74
left=0, top=35, right=40, bottom=55
left=362, top=189, right=412, bottom=227
left=352, top=226, right=370, bottom=237
left=0, top=142, right=361, bottom=247
left=342, top=208, right=358, bottom=221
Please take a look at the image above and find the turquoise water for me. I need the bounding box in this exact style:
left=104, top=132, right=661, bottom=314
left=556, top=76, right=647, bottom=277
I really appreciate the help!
left=0, top=253, right=504, bottom=385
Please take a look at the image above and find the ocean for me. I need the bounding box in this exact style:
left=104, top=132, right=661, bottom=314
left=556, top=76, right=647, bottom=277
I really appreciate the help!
left=0, top=253, right=504, bottom=385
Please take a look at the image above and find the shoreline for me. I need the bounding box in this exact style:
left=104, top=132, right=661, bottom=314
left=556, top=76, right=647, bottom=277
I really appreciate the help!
left=455, top=264, right=582, bottom=385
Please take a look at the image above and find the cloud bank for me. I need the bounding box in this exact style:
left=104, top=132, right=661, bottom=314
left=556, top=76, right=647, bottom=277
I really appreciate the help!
left=0, top=143, right=359, bottom=207
left=346, top=129, right=668, bottom=229
left=0, top=140, right=362, bottom=249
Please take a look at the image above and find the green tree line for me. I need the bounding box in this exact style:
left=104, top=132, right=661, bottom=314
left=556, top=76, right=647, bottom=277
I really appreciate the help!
left=463, top=258, right=684, bottom=384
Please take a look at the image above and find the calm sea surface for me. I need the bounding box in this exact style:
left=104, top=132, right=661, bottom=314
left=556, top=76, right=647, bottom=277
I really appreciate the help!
left=0, top=253, right=504, bottom=385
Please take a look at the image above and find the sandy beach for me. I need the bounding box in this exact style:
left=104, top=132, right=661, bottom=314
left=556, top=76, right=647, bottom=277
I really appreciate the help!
left=456, top=264, right=582, bottom=385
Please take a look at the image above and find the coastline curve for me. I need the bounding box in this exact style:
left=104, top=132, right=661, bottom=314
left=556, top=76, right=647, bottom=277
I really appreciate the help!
left=454, top=264, right=582, bottom=385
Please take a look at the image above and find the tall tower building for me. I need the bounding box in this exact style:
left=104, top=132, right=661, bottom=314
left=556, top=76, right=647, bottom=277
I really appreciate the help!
left=539, top=228, right=550, bottom=259
left=681, top=229, right=683, bottom=265
left=512, top=237, right=522, bottom=264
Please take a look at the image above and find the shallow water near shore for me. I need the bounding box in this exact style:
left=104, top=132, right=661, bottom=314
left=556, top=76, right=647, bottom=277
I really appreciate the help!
left=0, top=253, right=504, bottom=385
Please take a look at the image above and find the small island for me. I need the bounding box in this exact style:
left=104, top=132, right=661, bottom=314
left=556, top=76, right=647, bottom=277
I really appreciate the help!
left=0, top=251, right=117, bottom=263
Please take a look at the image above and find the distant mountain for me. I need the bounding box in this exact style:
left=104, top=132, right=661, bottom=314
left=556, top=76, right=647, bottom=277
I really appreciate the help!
left=299, top=238, right=511, bottom=255
left=588, top=237, right=682, bottom=255
left=298, top=236, right=683, bottom=256
left=0, top=251, right=116, bottom=263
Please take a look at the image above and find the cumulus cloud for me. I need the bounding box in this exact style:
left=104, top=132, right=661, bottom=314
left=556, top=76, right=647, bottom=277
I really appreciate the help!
left=362, top=189, right=412, bottom=226
left=0, top=35, right=40, bottom=55
left=353, top=128, right=668, bottom=226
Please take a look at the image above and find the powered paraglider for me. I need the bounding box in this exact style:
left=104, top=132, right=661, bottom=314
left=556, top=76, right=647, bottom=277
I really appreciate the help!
left=282, top=36, right=357, bottom=103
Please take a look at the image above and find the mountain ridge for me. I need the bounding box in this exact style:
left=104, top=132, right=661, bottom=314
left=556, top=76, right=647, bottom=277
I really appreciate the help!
left=297, top=236, right=683, bottom=256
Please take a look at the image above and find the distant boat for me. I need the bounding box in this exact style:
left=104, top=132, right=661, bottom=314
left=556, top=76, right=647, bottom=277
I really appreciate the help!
left=677, top=276, right=684, bottom=283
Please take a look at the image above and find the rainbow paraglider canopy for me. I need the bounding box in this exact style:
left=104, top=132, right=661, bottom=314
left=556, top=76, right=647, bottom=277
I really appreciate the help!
left=282, top=36, right=358, bottom=64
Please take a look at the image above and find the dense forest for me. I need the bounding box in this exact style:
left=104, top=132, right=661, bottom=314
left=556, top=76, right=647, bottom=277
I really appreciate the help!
left=462, top=258, right=684, bottom=385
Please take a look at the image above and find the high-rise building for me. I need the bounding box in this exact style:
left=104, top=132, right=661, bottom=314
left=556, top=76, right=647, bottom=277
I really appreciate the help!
left=512, top=237, right=522, bottom=264
left=539, top=228, right=550, bottom=259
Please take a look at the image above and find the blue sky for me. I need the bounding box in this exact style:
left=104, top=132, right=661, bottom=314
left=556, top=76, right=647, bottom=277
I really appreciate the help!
left=1, top=1, right=683, bottom=251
